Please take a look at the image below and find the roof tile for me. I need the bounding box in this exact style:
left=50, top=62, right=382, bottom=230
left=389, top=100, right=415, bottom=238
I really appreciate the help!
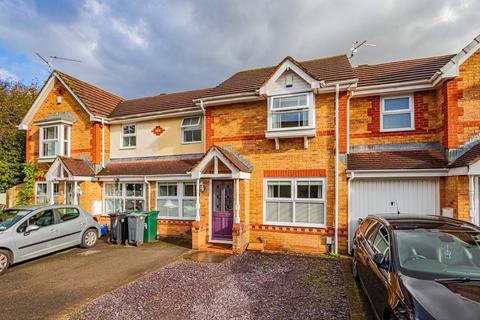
left=98, top=157, right=201, bottom=176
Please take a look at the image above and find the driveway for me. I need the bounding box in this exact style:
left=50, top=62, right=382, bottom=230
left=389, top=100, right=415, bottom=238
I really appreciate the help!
left=0, top=241, right=189, bottom=320
left=71, top=253, right=371, bottom=320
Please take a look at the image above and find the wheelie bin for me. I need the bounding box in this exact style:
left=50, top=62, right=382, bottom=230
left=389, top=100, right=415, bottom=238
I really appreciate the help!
left=127, top=212, right=147, bottom=246
left=109, top=212, right=128, bottom=244
left=143, top=211, right=159, bottom=243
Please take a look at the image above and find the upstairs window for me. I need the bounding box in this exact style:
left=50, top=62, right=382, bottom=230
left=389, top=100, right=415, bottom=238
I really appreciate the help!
left=381, top=96, right=414, bottom=132
left=181, top=117, right=201, bottom=144
left=39, top=124, right=71, bottom=159
left=268, top=93, right=314, bottom=130
left=121, top=124, right=136, bottom=148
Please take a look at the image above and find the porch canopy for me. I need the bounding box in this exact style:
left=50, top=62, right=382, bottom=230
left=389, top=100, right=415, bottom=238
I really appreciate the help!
left=190, top=145, right=252, bottom=223
left=43, top=156, right=95, bottom=205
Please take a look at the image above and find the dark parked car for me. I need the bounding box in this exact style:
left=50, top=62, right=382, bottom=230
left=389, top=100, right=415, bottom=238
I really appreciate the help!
left=352, top=214, right=480, bottom=320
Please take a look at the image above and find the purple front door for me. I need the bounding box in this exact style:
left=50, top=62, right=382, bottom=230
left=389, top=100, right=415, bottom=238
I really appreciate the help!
left=211, top=180, right=234, bottom=241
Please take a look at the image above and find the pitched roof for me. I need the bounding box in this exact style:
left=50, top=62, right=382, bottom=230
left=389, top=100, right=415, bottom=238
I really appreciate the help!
left=203, top=55, right=355, bottom=98
left=215, top=146, right=253, bottom=173
left=97, top=157, right=202, bottom=176
left=347, top=149, right=447, bottom=171
left=353, top=54, right=456, bottom=88
left=110, top=88, right=210, bottom=118
left=449, top=144, right=480, bottom=168
left=55, top=71, right=123, bottom=118
left=59, top=157, right=95, bottom=176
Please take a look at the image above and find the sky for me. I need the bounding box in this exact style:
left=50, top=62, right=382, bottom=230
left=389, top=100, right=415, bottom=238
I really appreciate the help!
left=0, top=0, right=479, bottom=99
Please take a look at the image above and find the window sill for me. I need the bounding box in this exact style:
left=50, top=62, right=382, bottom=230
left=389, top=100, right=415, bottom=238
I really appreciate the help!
left=380, top=127, right=415, bottom=133
left=181, top=140, right=202, bottom=145
left=263, top=221, right=326, bottom=228
left=158, top=216, right=196, bottom=221
left=265, top=127, right=316, bottom=139
left=119, top=146, right=136, bottom=150
left=38, top=157, right=56, bottom=163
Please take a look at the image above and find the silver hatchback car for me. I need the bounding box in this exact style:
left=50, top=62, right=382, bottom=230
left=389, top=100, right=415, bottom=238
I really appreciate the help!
left=0, top=205, right=101, bottom=275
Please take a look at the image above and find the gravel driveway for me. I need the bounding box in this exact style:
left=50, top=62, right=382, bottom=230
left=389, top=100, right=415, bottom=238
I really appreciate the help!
left=71, top=253, right=354, bottom=320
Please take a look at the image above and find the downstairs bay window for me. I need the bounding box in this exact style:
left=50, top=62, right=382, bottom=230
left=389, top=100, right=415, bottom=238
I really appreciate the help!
left=264, top=178, right=326, bottom=227
left=157, top=181, right=197, bottom=219
left=104, top=182, right=145, bottom=214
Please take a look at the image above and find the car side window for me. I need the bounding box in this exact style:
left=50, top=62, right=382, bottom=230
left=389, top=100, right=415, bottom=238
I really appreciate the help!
left=57, top=208, right=80, bottom=222
left=17, top=209, right=55, bottom=233
left=364, top=221, right=379, bottom=245
left=372, top=225, right=391, bottom=267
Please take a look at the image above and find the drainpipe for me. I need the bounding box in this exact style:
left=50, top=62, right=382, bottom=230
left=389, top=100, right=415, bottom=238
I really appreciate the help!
left=101, top=118, right=105, bottom=168
left=200, top=99, right=206, bottom=152
left=346, top=95, right=350, bottom=154
left=144, top=176, right=150, bottom=210
left=469, top=175, right=475, bottom=224
left=334, top=83, right=340, bottom=255
left=347, top=171, right=354, bottom=254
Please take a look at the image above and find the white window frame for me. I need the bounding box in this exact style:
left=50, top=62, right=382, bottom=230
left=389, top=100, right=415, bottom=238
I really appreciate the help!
left=35, top=182, right=49, bottom=204
left=380, top=95, right=414, bottom=132
left=267, top=92, right=315, bottom=132
left=263, top=177, right=326, bottom=227
left=181, top=117, right=202, bottom=144
left=103, top=182, right=146, bottom=214
left=121, top=124, right=137, bottom=149
left=39, top=124, right=71, bottom=159
left=156, top=181, right=197, bottom=220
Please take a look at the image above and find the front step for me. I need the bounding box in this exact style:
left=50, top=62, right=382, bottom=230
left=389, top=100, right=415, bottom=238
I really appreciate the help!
left=200, top=243, right=233, bottom=254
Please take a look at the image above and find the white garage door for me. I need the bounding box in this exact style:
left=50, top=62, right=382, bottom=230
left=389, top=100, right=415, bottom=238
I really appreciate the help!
left=349, top=178, right=440, bottom=251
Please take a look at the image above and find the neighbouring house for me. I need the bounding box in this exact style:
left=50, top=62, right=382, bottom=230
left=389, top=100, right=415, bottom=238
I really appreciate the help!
left=18, top=34, right=480, bottom=254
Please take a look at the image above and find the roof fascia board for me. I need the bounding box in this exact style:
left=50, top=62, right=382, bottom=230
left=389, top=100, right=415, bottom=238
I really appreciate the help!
left=96, top=174, right=190, bottom=181
left=346, top=168, right=448, bottom=178
left=107, top=108, right=202, bottom=123
left=53, top=73, right=96, bottom=121
left=352, top=82, right=434, bottom=97
left=439, top=35, right=480, bottom=79
left=259, top=59, right=320, bottom=95
left=18, top=74, right=56, bottom=130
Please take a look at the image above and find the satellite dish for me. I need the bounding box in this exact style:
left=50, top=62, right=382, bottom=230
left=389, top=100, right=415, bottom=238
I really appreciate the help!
left=35, top=52, right=81, bottom=72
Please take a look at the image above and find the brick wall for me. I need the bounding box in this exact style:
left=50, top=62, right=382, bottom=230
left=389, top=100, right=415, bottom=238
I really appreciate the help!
left=349, top=91, right=442, bottom=147
left=207, top=92, right=348, bottom=253
left=26, top=80, right=103, bottom=167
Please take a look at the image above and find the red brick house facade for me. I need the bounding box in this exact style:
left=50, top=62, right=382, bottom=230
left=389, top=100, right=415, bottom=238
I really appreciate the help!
left=19, top=34, right=480, bottom=254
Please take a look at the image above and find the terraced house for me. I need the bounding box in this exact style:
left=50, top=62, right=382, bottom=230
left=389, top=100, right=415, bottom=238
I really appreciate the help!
left=19, top=34, right=480, bottom=254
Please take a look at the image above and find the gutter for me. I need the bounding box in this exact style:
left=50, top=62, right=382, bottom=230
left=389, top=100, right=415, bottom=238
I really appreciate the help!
left=101, top=118, right=105, bottom=168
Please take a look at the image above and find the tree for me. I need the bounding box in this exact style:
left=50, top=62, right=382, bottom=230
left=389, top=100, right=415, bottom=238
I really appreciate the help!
left=0, top=80, right=38, bottom=192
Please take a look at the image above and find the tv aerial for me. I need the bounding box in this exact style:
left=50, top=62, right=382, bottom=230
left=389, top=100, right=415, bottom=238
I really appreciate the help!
left=349, top=40, right=376, bottom=58
left=35, top=52, right=81, bottom=72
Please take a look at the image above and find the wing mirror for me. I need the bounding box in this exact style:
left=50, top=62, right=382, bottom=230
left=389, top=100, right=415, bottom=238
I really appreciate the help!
left=25, top=224, right=40, bottom=235
left=373, top=253, right=389, bottom=270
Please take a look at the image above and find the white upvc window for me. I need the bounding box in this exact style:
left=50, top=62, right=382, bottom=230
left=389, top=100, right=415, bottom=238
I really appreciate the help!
left=380, top=95, right=414, bottom=132
left=104, top=182, right=145, bottom=214
left=121, top=124, right=136, bottom=148
left=157, top=181, right=197, bottom=219
left=39, top=124, right=71, bottom=158
left=264, top=178, right=326, bottom=227
left=181, top=117, right=201, bottom=144
left=268, top=92, right=315, bottom=131
left=35, top=182, right=49, bottom=204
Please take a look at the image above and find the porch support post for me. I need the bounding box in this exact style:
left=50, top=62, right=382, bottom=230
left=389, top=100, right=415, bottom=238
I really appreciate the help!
left=73, top=181, right=78, bottom=205
left=469, top=175, right=475, bottom=224
left=48, top=181, right=55, bottom=205
left=234, top=178, right=240, bottom=223
left=195, top=178, right=200, bottom=221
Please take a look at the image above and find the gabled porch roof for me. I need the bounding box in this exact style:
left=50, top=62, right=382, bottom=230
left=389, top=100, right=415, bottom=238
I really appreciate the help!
left=190, top=145, right=252, bottom=179
left=45, top=156, right=95, bottom=181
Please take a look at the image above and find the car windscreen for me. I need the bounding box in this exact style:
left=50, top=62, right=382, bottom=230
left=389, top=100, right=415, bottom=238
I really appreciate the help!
left=394, top=227, right=480, bottom=279
left=0, top=209, right=32, bottom=231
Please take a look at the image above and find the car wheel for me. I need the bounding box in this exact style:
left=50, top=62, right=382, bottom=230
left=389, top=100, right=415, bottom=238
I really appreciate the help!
left=81, top=229, right=98, bottom=248
left=0, top=250, right=11, bottom=275
left=352, top=252, right=359, bottom=279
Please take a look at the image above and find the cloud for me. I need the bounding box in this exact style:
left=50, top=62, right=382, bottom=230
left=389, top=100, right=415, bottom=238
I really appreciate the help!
left=0, top=0, right=479, bottom=98
left=0, top=68, right=18, bottom=82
